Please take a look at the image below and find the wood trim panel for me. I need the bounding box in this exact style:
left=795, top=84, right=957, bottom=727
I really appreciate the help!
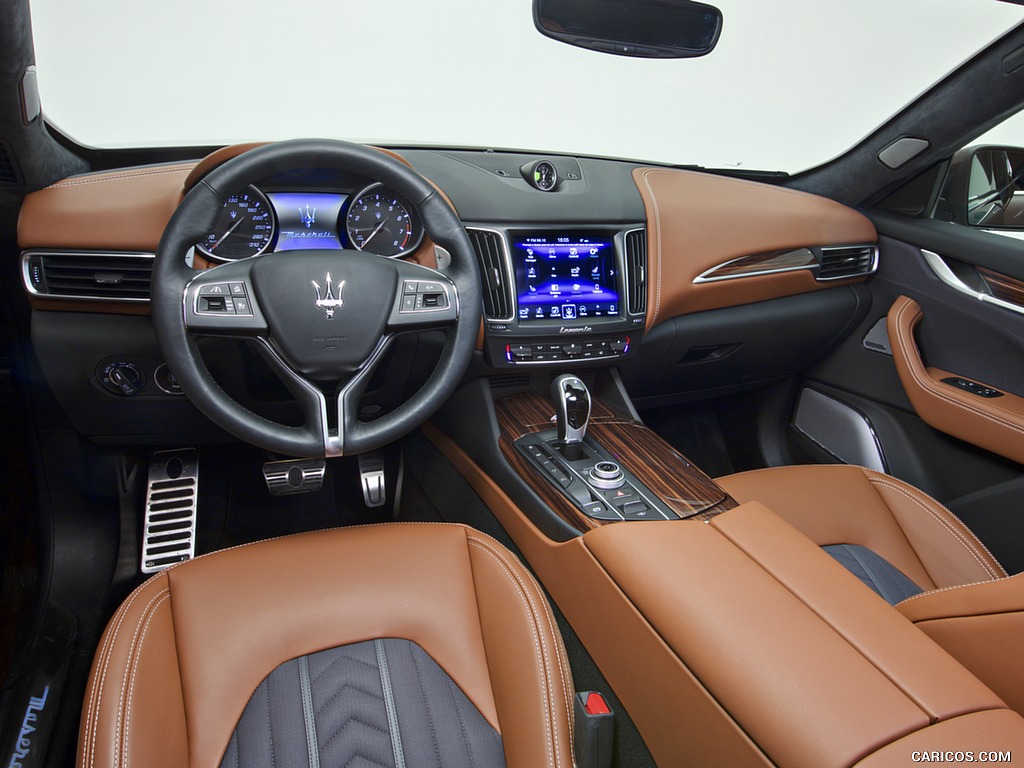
left=495, top=392, right=735, bottom=530
left=978, top=266, right=1024, bottom=308
left=696, top=249, right=816, bottom=282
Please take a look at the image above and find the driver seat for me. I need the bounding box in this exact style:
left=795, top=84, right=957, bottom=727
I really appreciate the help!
left=77, top=524, right=575, bottom=768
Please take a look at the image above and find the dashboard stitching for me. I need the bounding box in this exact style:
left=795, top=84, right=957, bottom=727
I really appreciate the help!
left=47, top=164, right=196, bottom=189
left=638, top=169, right=663, bottom=327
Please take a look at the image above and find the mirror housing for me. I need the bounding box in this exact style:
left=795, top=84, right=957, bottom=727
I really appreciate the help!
left=937, top=145, right=1024, bottom=229
left=533, top=0, right=722, bottom=58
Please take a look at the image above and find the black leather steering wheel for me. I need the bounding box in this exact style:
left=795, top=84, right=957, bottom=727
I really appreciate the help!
left=152, top=139, right=481, bottom=457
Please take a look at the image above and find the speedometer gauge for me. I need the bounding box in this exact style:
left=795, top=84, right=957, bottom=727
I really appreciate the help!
left=196, top=187, right=275, bottom=261
left=345, top=184, right=422, bottom=257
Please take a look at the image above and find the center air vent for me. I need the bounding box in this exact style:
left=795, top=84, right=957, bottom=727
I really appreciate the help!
left=624, top=229, right=647, bottom=315
left=816, top=245, right=878, bottom=282
left=22, top=251, right=154, bottom=302
left=467, top=229, right=514, bottom=321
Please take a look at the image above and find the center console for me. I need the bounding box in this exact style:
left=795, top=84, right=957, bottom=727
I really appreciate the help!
left=468, top=226, right=646, bottom=367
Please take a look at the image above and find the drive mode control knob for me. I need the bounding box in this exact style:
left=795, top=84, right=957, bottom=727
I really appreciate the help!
left=589, top=461, right=625, bottom=489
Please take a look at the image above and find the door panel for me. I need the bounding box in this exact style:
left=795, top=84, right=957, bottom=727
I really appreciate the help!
left=800, top=214, right=1024, bottom=573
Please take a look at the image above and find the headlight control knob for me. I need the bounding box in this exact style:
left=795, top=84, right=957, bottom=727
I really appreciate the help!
left=100, top=361, right=144, bottom=397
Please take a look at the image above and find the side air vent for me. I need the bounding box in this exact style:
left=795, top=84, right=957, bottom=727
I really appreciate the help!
left=624, top=229, right=647, bottom=315
left=816, top=245, right=878, bottom=282
left=467, top=229, right=514, bottom=321
left=22, top=251, right=154, bottom=302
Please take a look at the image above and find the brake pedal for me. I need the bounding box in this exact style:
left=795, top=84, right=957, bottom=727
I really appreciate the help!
left=141, top=449, right=199, bottom=574
left=358, top=452, right=386, bottom=508
left=263, top=458, right=326, bottom=496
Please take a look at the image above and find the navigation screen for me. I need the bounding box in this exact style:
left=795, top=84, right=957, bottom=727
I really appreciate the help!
left=268, top=192, right=347, bottom=251
left=511, top=233, right=619, bottom=323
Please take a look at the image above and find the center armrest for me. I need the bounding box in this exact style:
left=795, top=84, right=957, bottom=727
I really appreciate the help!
left=583, top=501, right=1024, bottom=768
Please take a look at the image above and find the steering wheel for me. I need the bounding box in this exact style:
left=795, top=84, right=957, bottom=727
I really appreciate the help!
left=151, top=139, right=481, bottom=457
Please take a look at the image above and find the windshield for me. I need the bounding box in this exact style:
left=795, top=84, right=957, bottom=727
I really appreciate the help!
left=27, top=0, right=1024, bottom=173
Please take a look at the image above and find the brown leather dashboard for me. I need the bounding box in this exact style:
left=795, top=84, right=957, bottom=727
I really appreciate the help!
left=632, top=166, right=877, bottom=330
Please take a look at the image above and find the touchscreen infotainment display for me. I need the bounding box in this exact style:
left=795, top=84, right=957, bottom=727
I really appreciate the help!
left=510, top=233, right=619, bottom=323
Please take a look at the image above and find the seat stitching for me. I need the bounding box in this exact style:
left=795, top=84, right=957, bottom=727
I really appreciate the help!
left=122, top=591, right=171, bottom=767
left=86, top=575, right=166, bottom=768
left=468, top=536, right=561, bottom=768
left=894, top=298, right=1024, bottom=438
left=535, top=579, right=575, bottom=760
left=914, top=610, right=1024, bottom=625
left=896, top=577, right=1009, bottom=606
left=466, top=538, right=557, bottom=768
left=868, top=477, right=1002, bottom=580
left=91, top=583, right=167, bottom=768
left=866, top=470, right=1005, bottom=579
left=409, top=644, right=443, bottom=768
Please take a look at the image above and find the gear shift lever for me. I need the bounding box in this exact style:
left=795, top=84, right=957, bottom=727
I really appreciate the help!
left=551, top=374, right=591, bottom=446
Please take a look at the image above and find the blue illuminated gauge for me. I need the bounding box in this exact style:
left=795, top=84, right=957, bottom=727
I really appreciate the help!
left=196, top=186, right=275, bottom=261
left=345, top=183, right=422, bottom=258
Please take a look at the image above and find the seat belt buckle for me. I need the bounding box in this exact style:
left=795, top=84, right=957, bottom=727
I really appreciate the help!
left=574, top=691, right=614, bottom=768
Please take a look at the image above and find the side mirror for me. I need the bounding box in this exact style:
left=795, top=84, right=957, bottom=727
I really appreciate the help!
left=937, top=145, right=1024, bottom=229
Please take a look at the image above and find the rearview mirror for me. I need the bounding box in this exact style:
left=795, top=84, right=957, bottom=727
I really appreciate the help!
left=937, top=145, right=1024, bottom=229
left=533, top=0, right=723, bottom=58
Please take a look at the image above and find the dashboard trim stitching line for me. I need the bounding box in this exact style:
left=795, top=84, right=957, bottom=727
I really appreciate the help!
left=46, top=164, right=196, bottom=189
left=638, top=169, right=663, bottom=327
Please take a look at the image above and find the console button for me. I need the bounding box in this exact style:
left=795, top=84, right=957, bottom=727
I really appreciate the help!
left=604, top=488, right=638, bottom=506
left=610, top=338, right=629, bottom=354
left=582, top=501, right=622, bottom=521
left=622, top=501, right=658, bottom=520
left=563, top=343, right=583, bottom=355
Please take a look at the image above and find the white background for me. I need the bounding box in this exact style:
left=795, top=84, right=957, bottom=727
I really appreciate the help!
left=27, top=0, right=1024, bottom=172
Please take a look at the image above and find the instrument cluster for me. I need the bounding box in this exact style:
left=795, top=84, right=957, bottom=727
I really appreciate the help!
left=196, top=181, right=423, bottom=261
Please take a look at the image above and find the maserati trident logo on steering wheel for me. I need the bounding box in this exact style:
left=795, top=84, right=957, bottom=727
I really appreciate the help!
left=311, top=272, right=345, bottom=318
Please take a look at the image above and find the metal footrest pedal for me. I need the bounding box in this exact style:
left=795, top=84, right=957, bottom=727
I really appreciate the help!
left=141, top=449, right=199, bottom=574
left=263, top=457, right=326, bottom=496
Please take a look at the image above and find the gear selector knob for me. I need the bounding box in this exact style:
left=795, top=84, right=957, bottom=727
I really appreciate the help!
left=551, top=374, right=591, bottom=444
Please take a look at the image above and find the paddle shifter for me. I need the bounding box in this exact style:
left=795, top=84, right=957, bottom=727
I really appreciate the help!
left=551, top=374, right=591, bottom=448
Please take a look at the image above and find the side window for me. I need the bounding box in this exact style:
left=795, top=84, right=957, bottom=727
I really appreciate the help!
left=934, top=109, right=1024, bottom=239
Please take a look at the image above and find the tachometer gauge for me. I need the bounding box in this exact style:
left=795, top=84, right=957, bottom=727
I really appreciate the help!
left=196, top=186, right=275, bottom=261
left=345, top=184, right=422, bottom=257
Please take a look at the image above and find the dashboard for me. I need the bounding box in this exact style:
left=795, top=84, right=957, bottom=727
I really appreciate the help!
left=15, top=142, right=879, bottom=443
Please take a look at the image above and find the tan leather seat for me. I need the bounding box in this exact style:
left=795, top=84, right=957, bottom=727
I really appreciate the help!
left=77, top=523, right=576, bottom=768
left=716, top=464, right=1006, bottom=591
left=717, top=464, right=1024, bottom=715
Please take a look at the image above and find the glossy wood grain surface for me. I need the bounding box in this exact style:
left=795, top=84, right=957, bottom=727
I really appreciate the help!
left=495, top=392, right=736, bottom=530
left=979, top=266, right=1024, bottom=308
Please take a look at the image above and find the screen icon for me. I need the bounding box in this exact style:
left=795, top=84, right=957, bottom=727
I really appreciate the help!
left=562, top=304, right=577, bottom=319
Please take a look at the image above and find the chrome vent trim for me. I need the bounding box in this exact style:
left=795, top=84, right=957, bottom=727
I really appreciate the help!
left=624, top=228, right=647, bottom=315
left=815, top=245, right=878, bottom=282
left=693, top=248, right=817, bottom=283
left=22, top=250, right=154, bottom=302
left=466, top=228, right=515, bottom=321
